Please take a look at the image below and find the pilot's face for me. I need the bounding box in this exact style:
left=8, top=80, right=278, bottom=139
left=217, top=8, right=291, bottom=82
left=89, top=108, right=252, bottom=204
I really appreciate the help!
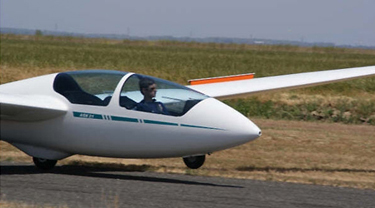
left=144, top=83, right=157, bottom=98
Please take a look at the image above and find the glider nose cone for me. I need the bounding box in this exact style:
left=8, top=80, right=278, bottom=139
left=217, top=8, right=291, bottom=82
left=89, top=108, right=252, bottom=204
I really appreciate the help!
left=186, top=98, right=261, bottom=146
left=227, top=108, right=262, bottom=143
left=206, top=98, right=262, bottom=146
left=244, top=119, right=262, bottom=140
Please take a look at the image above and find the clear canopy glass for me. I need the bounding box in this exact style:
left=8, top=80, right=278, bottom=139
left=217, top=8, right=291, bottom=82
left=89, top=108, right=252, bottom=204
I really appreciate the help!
left=54, top=70, right=208, bottom=116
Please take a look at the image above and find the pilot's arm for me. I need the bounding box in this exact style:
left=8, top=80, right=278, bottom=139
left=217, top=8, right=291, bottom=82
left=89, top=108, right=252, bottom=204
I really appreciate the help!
left=156, top=102, right=169, bottom=115
left=135, top=100, right=169, bottom=115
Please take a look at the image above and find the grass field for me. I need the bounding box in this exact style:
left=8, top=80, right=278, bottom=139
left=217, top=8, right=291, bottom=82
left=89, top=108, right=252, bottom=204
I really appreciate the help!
left=1, top=34, right=375, bottom=190
left=1, top=34, right=375, bottom=124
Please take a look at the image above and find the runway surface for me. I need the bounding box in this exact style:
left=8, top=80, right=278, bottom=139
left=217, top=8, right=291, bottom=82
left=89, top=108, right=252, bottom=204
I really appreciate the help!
left=1, top=162, right=375, bottom=208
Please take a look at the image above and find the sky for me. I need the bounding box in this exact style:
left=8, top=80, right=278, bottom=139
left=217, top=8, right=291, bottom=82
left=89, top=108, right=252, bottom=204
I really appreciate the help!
left=1, top=0, right=375, bottom=46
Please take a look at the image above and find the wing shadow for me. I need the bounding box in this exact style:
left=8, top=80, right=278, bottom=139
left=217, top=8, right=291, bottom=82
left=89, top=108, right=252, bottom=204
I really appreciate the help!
left=0, top=163, right=242, bottom=189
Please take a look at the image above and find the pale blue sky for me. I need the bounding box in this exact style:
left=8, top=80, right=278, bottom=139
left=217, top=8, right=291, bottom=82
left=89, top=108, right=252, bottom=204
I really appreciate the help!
left=1, top=0, right=374, bottom=46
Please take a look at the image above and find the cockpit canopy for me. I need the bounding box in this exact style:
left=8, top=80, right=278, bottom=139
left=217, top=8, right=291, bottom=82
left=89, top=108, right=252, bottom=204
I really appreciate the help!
left=53, top=70, right=208, bottom=116
left=53, top=70, right=126, bottom=106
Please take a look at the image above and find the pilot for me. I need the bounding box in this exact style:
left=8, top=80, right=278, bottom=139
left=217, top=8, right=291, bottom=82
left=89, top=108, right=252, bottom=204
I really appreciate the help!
left=136, top=77, right=169, bottom=115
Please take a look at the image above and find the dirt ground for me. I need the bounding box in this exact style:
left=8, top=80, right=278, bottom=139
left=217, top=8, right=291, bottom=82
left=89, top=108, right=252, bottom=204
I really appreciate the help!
left=1, top=119, right=374, bottom=189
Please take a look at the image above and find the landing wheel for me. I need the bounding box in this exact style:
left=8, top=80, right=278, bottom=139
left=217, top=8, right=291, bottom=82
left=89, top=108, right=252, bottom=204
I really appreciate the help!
left=33, top=157, right=57, bottom=170
left=183, top=155, right=206, bottom=169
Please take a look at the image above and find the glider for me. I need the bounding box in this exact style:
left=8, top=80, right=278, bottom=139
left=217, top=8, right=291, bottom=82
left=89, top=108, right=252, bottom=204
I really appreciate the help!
left=1, top=66, right=374, bottom=170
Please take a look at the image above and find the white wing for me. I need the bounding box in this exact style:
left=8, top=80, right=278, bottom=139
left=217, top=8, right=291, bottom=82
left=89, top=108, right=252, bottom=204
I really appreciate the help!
left=188, top=66, right=375, bottom=99
left=0, top=94, right=68, bottom=122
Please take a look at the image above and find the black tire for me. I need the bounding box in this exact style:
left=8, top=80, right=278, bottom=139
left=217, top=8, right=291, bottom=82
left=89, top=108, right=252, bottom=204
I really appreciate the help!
left=183, top=155, right=205, bottom=169
left=33, top=157, right=57, bottom=170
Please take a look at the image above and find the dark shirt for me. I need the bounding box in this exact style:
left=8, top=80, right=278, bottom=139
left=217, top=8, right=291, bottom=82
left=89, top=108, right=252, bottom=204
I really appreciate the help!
left=136, top=99, right=169, bottom=115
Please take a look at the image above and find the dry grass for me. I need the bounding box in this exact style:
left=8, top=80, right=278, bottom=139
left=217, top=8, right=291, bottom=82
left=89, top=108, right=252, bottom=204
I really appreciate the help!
left=2, top=119, right=374, bottom=190
left=0, top=66, right=64, bottom=84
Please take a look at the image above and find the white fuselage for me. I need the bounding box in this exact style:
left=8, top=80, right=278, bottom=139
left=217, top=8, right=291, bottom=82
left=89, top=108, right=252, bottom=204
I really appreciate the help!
left=0, top=73, right=261, bottom=160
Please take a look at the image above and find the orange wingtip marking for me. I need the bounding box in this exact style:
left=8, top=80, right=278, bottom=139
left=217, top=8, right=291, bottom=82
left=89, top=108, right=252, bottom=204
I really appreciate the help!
left=189, top=73, right=254, bottom=85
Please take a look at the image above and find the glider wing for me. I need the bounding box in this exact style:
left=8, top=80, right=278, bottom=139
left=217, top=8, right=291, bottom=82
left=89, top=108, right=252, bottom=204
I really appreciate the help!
left=0, top=94, right=68, bottom=122
left=188, top=66, right=375, bottom=99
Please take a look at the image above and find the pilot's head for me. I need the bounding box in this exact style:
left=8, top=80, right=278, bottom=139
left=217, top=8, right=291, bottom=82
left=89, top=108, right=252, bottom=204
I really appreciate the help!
left=139, top=77, right=157, bottom=100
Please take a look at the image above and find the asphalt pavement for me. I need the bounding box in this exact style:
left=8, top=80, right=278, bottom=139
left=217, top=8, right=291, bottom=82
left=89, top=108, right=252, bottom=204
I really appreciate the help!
left=1, top=162, right=375, bottom=208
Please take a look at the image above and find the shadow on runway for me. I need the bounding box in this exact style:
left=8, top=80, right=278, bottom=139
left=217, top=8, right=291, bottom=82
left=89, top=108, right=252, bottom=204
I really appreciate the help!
left=0, top=163, right=243, bottom=189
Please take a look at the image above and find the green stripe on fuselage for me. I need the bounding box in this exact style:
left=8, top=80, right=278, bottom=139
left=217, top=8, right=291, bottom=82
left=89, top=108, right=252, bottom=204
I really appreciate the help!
left=143, top=119, right=178, bottom=126
left=111, top=116, right=138, bottom=123
left=180, top=124, right=224, bottom=130
left=72, top=111, right=222, bottom=130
